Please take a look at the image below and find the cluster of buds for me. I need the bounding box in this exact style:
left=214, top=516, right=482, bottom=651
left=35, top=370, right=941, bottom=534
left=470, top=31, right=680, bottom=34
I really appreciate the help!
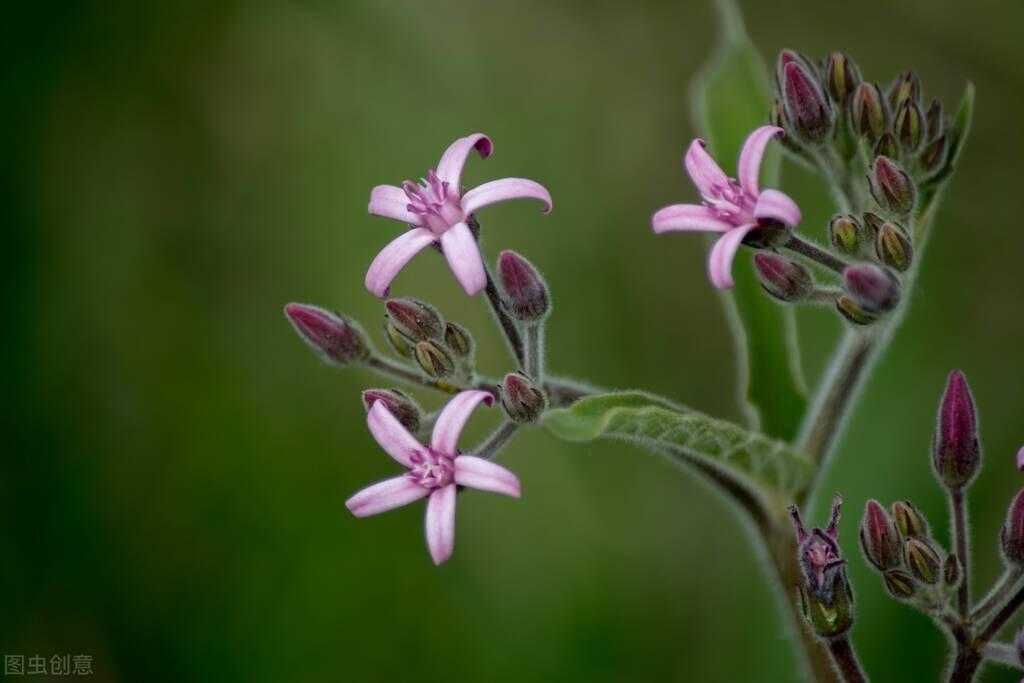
left=384, top=298, right=475, bottom=382
left=790, top=497, right=855, bottom=640
left=859, top=499, right=958, bottom=605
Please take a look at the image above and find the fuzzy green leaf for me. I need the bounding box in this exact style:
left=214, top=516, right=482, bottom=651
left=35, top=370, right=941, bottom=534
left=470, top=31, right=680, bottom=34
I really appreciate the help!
left=689, top=0, right=807, bottom=441
left=544, top=392, right=815, bottom=509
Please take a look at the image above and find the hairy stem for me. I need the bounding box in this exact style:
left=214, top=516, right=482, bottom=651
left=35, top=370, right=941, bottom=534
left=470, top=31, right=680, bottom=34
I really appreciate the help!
left=947, top=646, right=982, bottom=683
left=525, top=323, right=543, bottom=381
left=973, top=567, right=1024, bottom=623
left=476, top=421, right=519, bottom=460
left=977, top=582, right=1024, bottom=645
left=367, top=357, right=464, bottom=394
left=826, top=635, right=869, bottom=683
left=950, top=488, right=971, bottom=619
left=543, top=377, right=595, bottom=407
left=980, top=642, right=1021, bottom=670
left=785, top=234, right=849, bottom=274
left=484, top=265, right=524, bottom=364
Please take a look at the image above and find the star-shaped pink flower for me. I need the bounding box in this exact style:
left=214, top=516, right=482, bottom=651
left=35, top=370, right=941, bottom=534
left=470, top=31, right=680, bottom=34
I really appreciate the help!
left=366, top=134, right=552, bottom=297
left=346, top=390, right=521, bottom=565
left=652, top=125, right=802, bottom=288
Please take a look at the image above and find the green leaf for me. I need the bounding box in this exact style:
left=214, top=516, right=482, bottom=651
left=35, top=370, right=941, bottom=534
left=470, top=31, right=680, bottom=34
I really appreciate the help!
left=544, top=392, right=815, bottom=510
left=689, top=0, right=807, bottom=441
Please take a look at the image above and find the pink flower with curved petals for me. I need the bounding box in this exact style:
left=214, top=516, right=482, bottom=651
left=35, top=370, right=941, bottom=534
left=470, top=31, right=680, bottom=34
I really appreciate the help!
left=346, top=390, right=521, bottom=565
left=652, top=125, right=802, bottom=289
left=366, top=134, right=553, bottom=297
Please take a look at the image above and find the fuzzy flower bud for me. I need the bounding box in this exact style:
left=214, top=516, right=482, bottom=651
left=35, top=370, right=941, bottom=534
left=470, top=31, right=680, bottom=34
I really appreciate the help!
left=836, top=295, right=876, bottom=326
left=873, top=132, right=899, bottom=161
left=443, top=322, right=474, bottom=359
left=829, top=215, right=863, bottom=256
left=753, top=253, right=813, bottom=303
left=895, top=100, right=924, bottom=154
left=500, top=372, right=547, bottom=424
left=932, top=370, right=981, bottom=490
left=362, top=389, right=423, bottom=434
left=782, top=61, right=833, bottom=143
left=849, top=83, right=888, bottom=140
left=385, top=299, right=444, bottom=343
left=925, top=99, right=944, bottom=140
left=790, top=498, right=854, bottom=639
left=284, top=303, right=370, bottom=365
left=1001, top=491, right=1024, bottom=565
left=498, top=251, right=551, bottom=322
left=868, top=156, right=916, bottom=217
left=891, top=501, right=929, bottom=538
left=414, top=341, right=454, bottom=379
left=888, top=71, right=922, bottom=112
left=944, top=553, right=962, bottom=589
left=903, top=537, right=942, bottom=585
left=860, top=500, right=902, bottom=571
left=919, top=134, right=950, bottom=177
left=843, top=264, right=901, bottom=315
left=826, top=52, right=861, bottom=103
left=384, top=319, right=413, bottom=358
left=883, top=569, right=917, bottom=600
left=875, top=223, right=913, bottom=272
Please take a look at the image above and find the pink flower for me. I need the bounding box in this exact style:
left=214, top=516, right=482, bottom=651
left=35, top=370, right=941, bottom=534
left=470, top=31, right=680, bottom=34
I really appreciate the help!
left=366, top=134, right=553, bottom=297
left=346, top=390, right=521, bottom=565
left=652, top=125, right=802, bottom=289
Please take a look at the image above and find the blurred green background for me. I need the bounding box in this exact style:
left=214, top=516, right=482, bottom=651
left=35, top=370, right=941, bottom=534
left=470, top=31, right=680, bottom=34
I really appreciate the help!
left=5, top=0, right=1024, bottom=680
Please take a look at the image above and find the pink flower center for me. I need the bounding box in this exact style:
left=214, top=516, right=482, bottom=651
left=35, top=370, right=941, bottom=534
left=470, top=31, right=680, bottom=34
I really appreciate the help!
left=403, top=170, right=464, bottom=235
left=804, top=537, right=842, bottom=589
left=701, top=178, right=754, bottom=226
left=406, top=449, right=455, bottom=489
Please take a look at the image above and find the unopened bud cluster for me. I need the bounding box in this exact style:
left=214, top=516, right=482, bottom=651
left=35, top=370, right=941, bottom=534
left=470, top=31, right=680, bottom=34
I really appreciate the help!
left=383, top=298, right=476, bottom=381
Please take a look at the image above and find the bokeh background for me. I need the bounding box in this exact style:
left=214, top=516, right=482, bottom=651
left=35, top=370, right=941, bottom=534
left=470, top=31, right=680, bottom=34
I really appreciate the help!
left=5, top=0, right=1024, bottom=680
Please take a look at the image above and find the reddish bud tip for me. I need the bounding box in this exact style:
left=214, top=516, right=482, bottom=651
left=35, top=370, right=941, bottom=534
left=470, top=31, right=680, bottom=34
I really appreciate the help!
left=783, top=62, right=832, bottom=143
left=498, top=251, right=550, bottom=322
left=362, top=389, right=423, bottom=433
left=843, top=264, right=901, bottom=315
left=932, top=370, right=981, bottom=489
left=284, top=303, right=369, bottom=365
left=859, top=500, right=902, bottom=571
left=849, top=83, right=888, bottom=140
left=500, top=372, right=547, bottom=424
left=753, top=253, right=813, bottom=303
left=385, top=298, right=444, bottom=343
left=869, top=156, right=917, bottom=217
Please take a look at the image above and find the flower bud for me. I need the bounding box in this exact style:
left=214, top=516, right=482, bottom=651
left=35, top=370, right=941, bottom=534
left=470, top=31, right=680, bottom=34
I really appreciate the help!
left=414, top=341, right=454, bottom=379
left=925, top=98, right=944, bottom=140
left=753, top=253, right=813, bottom=303
left=385, top=299, right=443, bottom=343
left=826, top=52, right=861, bottom=103
left=284, top=303, right=370, bottom=365
left=843, top=264, right=900, bottom=315
left=498, top=251, right=551, bottom=322
left=362, top=389, right=423, bottom=433
left=500, top=372, right=547, bottom=424
left=443, top=322, right=474, bottom=359
left=861, top=211, right=885, bottom=238
left=903, top=537, right=942, bottom=584
left=875, top=223, right=913, bottom=272
left=868, top=156, right=917, bottom=217
left=849, top=83, right=888, bottom=140
left=888, top=71, right=922, bottom=112
left=829, top=215, right=863, bottom=256
left=895, top=100, right=924, bottom=154
left=790, top=498, right=854, bottom=638
left=1001, top=490, right=1024, bottom=565
left=384, top=319, right=413, bottom=358
left=944, top=553, right=962, bottom=589
left=782, top=61, right=833, bottom=143
left=860, top=500, right=902, bottom=571
left=1017, top=446, right=1024, bottom=472
left=873, top=132, right=899, bottom=161
left=891, top=501, right=929, bottom=538
left=775, top=49, right=818, bottom=86
left=883, top=569, right=917, bottom=600
left=919, top=134, right=949, bottom=177
left=932, top=370, right=980, bottom=490
left=836, top=296, right=876, bottom=326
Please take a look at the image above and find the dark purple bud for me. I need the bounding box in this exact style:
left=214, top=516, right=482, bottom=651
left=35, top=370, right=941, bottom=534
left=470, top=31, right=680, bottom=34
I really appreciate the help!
left=775, top=49, right=819, bottom=86
left=284, top=303, right=370, bottom=365
left=500, top=372, right=547, bottom=424
left=826, top=52, right=861, bottom=103
left=919, top=134, right=949, bottom=177
left=883, top=569, right=917, bottom=600
left=836, top=295, right=876, bottom=326
left=888, top=71, right=922, bottom=111
left=849, top=83, right=888, bottom=140
left=868, top=156, right=917, bottom=217
left=498, top=251, right=550, bottom=322
left=1001, top=491, right=1024, bottom=565
left=932, top=370, right=981, bottom=490
left=903, top=537, right=942, bottom=584
left=414, top=341, right=454, bottom=379
left=875, top=223, right=913, bottom=272
left=362, top=389, right=423, bottom=433
left=943, top=553, right=962, bottom=589
left=895, top=100, right=924, bottom=153
left=753, top=253, right=813, bottom=303
left=783, top=61, right=833, bottom=143
left=443, top=322, right=473, bottom=359
left=859, top=500, right=902, bottom=571
left=789, top=498, right=854, bottom=638
left=385, top=298, right=444, bottom=343
left=829, top=215, right=863, bottom=256
left=925, top=98, right=944, bottom=139
left=891, top=501, right=929, bottom=538
left=843, top=264, right=901, bottom=315
left=873, top=132, right=899, bottom=161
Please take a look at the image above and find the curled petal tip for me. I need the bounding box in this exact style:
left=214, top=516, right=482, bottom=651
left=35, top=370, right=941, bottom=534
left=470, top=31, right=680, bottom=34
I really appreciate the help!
left=1017, top=446, right=1024, bottom=472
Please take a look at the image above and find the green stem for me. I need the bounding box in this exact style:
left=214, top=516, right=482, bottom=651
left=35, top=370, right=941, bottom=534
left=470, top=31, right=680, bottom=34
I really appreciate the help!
left=785, top=234, right=849, bottom=275
left=950, top=488, right=971, bottom=619
left=484, top=264, right=524, bottom=364
left=524, top=323, right=543, bottom=381
left=972, top=567, right=1024, bottom=623
left=826, top=635, right=869, bottom=683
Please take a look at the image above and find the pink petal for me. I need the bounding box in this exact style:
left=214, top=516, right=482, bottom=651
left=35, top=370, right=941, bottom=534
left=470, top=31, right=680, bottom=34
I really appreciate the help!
left=1017, top=446, right=1024, bottom=472
left=364, top=228, right=437, bottom=298
left=368, top=185, right=425, bottom=226
left=753, top=189, right=802, bottom=227
left=431, top=390, right=495, bottom=456
left=708, top=224, right=757, bottom=289
left=439, top=222, right=487, bottom=295
left=652, top=204, right=733, bottom=233
left=345, top=476, right=429, bottom=517
left=737, top=126, right=784, bottom=197
left=454, top=455, right=521, bottom=498
left=367, top=401, right=424, bottom=468
left=460, top=178, right=553, bottom=217
left=684, top=138, right=729, bottom=197
left=435, top=133, right=493, bottom=192
left=425, top=484, right=457, bottom=565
